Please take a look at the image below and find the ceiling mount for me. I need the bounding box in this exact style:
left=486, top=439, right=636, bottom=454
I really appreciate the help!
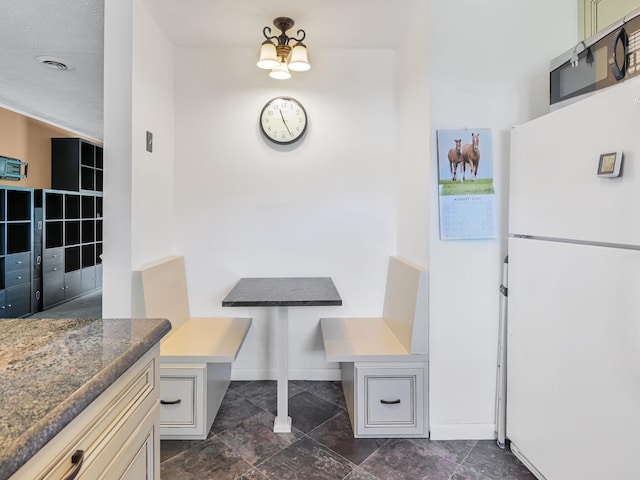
left=257, top=16, right=311, bottom=80
left=36, top=56, right=73, bottom=71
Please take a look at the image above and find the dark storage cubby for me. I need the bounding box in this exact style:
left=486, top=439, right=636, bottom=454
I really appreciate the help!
left=82, top=220, right=95, bottom=243
left=65, top=246, right=80, bottom=272
left=7, top=223, right=30, bottom=254
left=45, top=221, right=64, bottom=248
left=0, top=192, right=5, bottom=222
left=82, top=196, right=94, bottom=218
left=96, top=196, right=103, bottom=217
left=96, top=242, right=102, bottom=264
left=81, top=142, right=94, bottom=166
left=82, top=244, right=95, bottom=268
left=65, top=221, right=80, bottom=245
left=7, top=190, right=31, bottom=221
left=81, top=167, right=95, bottom=191
left=95, top=148, right=103, bottom=168
left=95, top=170, right=103, bottom=192
left=65, top=194, right=80, bottom=219
left=45, top=192, right=64, bottom=219
left=0, top=258, right=4, bottom=290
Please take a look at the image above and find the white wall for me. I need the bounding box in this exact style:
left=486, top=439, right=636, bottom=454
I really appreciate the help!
left=103, top=0, right=176, bottom=317
left=396, top=2, right=430, bottom=267
left=172, top=46, right=398, bottom=379
left=427, top=0, right=578, bottom=439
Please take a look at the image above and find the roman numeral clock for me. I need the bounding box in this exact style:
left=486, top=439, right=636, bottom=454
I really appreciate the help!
left=260, top=96, right=308, bottom=145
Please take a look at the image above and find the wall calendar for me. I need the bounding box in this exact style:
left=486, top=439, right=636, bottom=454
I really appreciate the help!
left=436, top=128, right=496, bottom=240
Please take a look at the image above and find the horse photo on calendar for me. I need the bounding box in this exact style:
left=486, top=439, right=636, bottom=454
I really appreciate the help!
left=436, top=128, right=494, bottom=196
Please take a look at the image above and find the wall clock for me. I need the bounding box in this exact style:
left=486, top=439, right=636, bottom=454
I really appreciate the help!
left=260, top=96, right=308, bottom=145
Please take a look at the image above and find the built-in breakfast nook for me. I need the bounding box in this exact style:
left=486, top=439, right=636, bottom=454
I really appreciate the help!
left=0, top=0, right=612, bottom=478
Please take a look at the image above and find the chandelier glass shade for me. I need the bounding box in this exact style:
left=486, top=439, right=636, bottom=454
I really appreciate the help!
left=257, top=17, right=310, bottom=79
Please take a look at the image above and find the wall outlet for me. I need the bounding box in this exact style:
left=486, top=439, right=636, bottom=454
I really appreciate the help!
left=146, top=131, right=153, bottom=152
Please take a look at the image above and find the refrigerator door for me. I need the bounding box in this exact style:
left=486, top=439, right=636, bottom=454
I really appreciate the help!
left=507, top=237, right=640, bottom=480
left=509, top=75, right=640, bottom=245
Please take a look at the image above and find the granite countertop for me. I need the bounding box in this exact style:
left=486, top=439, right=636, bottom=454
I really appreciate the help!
left=222, top=277, right=342, bottom=307
left=0, top=317, right=171, bottom=479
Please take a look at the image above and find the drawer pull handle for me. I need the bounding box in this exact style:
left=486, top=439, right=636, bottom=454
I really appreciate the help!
left=160, top=399, right=182, bottom=405
left=64, top=449, right=84, bottom=480
left=380, top=399, right=401, bottom=405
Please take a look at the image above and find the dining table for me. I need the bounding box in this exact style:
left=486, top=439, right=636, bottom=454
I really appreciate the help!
left=222, top=277, right=342, bottom=433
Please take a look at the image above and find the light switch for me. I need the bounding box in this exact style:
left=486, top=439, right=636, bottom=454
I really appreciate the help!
left=146, top=131, right=153, bottom=153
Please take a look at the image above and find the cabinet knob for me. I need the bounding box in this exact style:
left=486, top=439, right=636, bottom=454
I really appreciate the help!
left=380, top=399, right=401, bottom=405
left=16, top=261, right=22, bottom=265
left=16, top=276, right=22, bottom=280
left=53, top=268, right=58, bottom=271
left=6, top=304, right=11, bottom=308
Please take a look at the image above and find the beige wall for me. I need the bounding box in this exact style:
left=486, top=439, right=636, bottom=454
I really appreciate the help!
left=0, top=106, right=100, bottom=189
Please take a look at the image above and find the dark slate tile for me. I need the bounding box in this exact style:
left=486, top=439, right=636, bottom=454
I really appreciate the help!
left=309, top=410, right=385, bottom=465
left=257, top=436, right=355, bottom=480
left=360, top=438, right=458, bottom=480
left=449, top=466, right=490, bottom=480
left=407, top=438, right=477, bottom=465
left=287, top=390, right=343, bottom=433
left=160, top=439, right=200, bottom=463
left=216, top=410, right=304, bottom=465
left=459, top=441, right=536, bottom=480
left=230, top=381, right=254, bottom=390
left=160, top=436, right=253, bottom=480
left=235, top=467, right=270, bottom=479
left=292, top=380, right=347, bottom=410
left=345, top=467, right=380, bottom=480
left=208, top=388, right=264, bottom=436
left=234, top=380, right=304, bottom=413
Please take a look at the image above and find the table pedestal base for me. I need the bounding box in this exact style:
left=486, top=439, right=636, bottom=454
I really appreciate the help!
left=274, top=306, right=291, bottom=433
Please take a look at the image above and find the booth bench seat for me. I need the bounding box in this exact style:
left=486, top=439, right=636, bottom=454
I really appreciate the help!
left=320, top=256, right=429, bottom=438
left=133, top=255, right=251, bottom=440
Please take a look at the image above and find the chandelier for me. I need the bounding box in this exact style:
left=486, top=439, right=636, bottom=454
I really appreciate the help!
left=257, top=17, right=310, bottom=80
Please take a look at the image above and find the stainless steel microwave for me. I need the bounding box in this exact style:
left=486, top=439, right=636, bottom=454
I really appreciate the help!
left=550, top=8, right=640, bottom=110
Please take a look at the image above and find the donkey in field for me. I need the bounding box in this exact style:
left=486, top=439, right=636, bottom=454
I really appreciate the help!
left=461, top=132, right=480, bottom=181
left=447, top=138, right=463, bottom=181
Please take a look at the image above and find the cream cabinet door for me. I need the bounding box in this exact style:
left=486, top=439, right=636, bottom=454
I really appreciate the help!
left=580, top=0, right=640, bottom=38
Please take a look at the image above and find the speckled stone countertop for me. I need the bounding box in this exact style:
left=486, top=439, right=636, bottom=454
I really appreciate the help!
left=0, top=317, right=171, bottom=479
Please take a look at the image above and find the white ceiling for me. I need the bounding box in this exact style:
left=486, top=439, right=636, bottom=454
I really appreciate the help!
left=0, top=0, right=420, bottom=142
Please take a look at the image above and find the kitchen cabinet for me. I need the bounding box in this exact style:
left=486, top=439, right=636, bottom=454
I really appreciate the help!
left=10, top=346, right=160, bottom=480
left=580, top=0, right=640, bottom=39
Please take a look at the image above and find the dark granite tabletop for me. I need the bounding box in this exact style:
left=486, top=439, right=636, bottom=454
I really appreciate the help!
left=222, top=277, right=342, bottom=307
left=0, top=317, right=171, bottom=479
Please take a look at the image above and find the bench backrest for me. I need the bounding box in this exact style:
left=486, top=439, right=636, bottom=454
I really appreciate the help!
left=382, top=256, right=429, bottom=354
left=134, top=255, right=191, bottom=333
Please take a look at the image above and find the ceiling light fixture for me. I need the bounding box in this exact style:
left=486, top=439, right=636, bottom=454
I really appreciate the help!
left=257, top=17, right=310, bottom=80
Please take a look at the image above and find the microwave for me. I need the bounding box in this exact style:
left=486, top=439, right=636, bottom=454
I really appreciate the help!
left=550, top=8, right=640, bottom=110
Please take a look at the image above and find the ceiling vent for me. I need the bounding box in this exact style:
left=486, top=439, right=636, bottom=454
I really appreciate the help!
left=36, top=56, right=73, bottom=71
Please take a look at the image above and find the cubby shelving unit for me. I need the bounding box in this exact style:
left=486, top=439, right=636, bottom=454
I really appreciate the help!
left=0, top=187, right=34, bottom=318
left=39, top=189, right=103, bottom=309
left=51, top=138, right=103, bottom=193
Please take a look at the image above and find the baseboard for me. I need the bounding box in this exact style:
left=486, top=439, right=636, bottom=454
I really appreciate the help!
left=429, top=423, right=495, bottom=440
left=231, top=368, right=341, bottom=381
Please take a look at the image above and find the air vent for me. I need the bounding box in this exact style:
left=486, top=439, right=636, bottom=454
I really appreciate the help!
left=36, top=56, right=73, bottom=71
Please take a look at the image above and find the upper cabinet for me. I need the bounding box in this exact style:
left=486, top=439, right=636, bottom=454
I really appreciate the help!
left=580, top=0, right=640, bottom=39
left=51, top=138, right=103, bottom=193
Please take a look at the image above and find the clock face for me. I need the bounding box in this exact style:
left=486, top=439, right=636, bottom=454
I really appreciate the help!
left=260, top=97, right=308, bottom=145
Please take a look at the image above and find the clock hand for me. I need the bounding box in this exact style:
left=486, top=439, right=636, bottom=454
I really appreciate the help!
left=279, top=109, right=292, bottom=136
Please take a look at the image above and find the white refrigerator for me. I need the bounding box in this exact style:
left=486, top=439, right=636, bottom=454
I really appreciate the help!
left=507, top=76, right=640, bottom=480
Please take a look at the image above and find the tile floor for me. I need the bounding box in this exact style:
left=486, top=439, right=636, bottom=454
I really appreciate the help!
left=160, top=380, right=537, bottom=480
left=35, top=292, right=535, bottom=479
